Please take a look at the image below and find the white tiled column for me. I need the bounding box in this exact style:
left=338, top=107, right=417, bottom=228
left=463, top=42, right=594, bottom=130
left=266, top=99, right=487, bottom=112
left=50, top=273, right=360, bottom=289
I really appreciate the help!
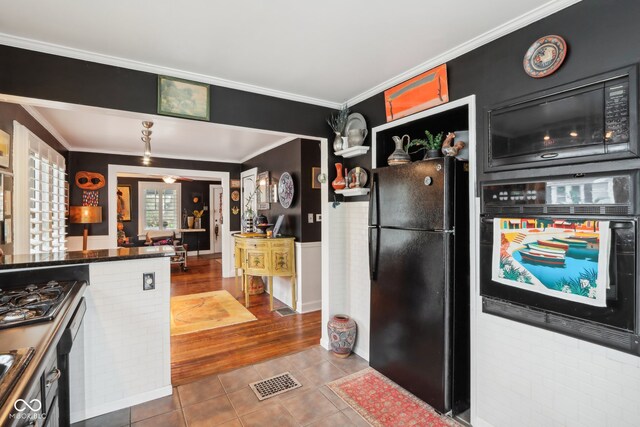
left=70, top=257, right=172, bottom=422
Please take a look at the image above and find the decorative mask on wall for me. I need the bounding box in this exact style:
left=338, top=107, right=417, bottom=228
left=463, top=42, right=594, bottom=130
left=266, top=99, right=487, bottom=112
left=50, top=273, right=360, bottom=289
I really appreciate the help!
left=75, top=171, right=105, bottom=190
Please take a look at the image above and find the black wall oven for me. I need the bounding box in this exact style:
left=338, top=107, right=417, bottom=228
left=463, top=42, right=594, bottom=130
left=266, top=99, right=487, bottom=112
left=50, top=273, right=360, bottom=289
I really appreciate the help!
left=479, top=171, right=640, bottom=355
left=487, top=65, right=638, bottom=171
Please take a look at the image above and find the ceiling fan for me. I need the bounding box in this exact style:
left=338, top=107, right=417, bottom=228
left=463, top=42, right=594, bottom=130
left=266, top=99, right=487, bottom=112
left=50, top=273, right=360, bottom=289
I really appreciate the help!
left=159, top=175, right=194, bottom=184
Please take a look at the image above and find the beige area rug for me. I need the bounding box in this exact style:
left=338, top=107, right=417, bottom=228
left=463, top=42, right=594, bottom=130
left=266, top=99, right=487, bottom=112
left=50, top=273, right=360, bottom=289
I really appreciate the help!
left=170, top=290, right=257, bottom=336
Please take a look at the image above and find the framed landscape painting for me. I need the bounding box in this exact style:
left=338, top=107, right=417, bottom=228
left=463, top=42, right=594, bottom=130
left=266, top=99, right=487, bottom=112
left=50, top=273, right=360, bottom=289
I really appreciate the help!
left=158, top=75, right=210, bottom=121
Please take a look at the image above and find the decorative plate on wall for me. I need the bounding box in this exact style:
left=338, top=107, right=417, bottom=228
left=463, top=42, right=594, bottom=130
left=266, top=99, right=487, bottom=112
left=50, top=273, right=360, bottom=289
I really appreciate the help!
left=231, top=190, right=240, bottom=201
left=523, top=35, right=567, bottom=78
left=278, top=172, right=294, bottom=209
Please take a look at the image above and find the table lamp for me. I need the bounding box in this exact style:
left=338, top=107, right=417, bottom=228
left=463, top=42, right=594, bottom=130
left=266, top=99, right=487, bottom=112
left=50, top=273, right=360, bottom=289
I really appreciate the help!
left=70, top=206, right=103, bottom=251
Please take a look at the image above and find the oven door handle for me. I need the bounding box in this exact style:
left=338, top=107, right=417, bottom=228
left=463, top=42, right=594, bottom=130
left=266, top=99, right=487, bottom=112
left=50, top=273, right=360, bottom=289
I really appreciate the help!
left=610, top=221, right=633, bottom=229
left=480, top=217, right=494, bottom=224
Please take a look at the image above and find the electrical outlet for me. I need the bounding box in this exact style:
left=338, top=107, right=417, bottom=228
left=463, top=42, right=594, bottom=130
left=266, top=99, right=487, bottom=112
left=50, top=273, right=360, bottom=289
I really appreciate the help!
left=307, top=213, right=314, bottom=223
left=316, top=214, right=322, bottom=222
left=143, top=273, right=155, bottom=290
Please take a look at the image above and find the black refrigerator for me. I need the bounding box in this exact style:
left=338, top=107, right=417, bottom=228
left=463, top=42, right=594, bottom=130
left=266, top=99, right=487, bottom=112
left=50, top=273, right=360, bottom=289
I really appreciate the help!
left=368, top=157, right=470, bottom=415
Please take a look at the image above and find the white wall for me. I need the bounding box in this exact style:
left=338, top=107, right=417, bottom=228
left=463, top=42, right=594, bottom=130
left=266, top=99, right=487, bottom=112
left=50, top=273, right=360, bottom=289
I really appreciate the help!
left=265, top=242, right=322, bottom=313
left=323, top=201, right=370, bottom=359
left=70, top=257, right=172, bottom=422
left=474, top=309, right=640, bottom=427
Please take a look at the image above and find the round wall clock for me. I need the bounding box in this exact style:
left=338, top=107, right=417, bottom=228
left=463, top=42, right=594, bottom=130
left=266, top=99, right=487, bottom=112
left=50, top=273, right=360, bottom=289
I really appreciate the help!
left=278, top=172, right=294, bottom=209
left=523, top=35, right=567, bottom=78
left=231, top=190, right=240, bottom=201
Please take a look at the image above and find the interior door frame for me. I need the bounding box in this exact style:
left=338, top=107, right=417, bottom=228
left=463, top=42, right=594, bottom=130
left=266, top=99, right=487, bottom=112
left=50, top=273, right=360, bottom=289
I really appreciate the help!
left=108, top=164, right=233, bottom=276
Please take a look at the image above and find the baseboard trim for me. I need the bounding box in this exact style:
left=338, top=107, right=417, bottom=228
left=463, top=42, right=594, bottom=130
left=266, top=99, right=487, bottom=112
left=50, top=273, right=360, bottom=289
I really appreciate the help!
left=353, top=346, right=370, bottom=362
left=300, top=299, right=321, bottom=313
left=71, top=385, right=173, bottom=423
left=295, top=241, right=322, bottom=248
left=320, top=338, right=330, bottom=351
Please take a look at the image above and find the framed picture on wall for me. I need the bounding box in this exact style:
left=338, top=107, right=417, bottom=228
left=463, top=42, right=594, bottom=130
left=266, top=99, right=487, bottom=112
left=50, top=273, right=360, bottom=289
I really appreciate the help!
left=0, top=130, right=10, bottom=169
left=117, top=185, right=132, bottom=221
left=230, top=179, right=241, bottom=189
left=158, top=75, right=210, bottom=121
left=384, top=64, right=449, bottom=122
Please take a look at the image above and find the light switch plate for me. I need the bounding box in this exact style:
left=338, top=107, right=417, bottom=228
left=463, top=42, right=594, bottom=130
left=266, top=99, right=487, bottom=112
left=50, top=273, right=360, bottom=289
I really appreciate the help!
left=307, top=213, right=314, bottom=223
left=143, top=272, right=155, bottom=290
left=316, top=214, right=322, bottom=222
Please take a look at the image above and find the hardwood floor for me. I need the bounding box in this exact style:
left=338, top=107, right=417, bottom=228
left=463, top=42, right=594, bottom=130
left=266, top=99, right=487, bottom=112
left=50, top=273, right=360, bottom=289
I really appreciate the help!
left=170, top=254, right=322, bottom=386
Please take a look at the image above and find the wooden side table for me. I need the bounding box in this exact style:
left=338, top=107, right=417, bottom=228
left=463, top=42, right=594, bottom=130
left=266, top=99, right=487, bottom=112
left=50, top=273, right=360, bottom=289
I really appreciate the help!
left=234, top=235, right=296, bottom=311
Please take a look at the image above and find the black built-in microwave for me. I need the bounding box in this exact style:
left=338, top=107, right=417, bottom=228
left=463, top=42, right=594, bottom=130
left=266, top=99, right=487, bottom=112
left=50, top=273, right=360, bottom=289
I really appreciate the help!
left=487, top=65, right=638, bottom=171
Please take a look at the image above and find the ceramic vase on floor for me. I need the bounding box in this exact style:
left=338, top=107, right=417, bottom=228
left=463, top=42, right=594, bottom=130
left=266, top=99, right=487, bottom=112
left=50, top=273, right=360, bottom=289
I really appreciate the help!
left=332, top=163, right=346, bottom=190
left=327, top=314, right=357, bottom=358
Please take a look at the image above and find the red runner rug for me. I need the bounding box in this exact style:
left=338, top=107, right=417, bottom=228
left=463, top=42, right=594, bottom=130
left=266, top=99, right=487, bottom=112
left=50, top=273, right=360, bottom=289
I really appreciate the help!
left=327, top=368, right=461, bottom=427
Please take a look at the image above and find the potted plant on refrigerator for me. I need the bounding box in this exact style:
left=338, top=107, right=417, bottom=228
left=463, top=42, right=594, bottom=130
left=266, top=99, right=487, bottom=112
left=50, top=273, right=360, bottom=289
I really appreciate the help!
left=406, top=130, right=445, bottom=159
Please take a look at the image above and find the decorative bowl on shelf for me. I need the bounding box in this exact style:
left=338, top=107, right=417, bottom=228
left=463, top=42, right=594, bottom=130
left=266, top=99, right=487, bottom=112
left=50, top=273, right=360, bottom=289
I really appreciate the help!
left=254, top=223, right=273, bottom=234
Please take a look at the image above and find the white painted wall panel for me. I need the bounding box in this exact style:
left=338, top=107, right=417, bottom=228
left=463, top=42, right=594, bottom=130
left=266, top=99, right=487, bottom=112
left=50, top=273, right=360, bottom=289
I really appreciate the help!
left=70, top=257, right=172, bottom=422
left=475, top=311, right=640, bottom=427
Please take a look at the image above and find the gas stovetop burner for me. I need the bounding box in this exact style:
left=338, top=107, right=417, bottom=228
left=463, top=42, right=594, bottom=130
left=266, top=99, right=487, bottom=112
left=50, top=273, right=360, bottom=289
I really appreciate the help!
left=0, top=280, right=79, bottom=328
left=0, top=308, right=37, bottom=323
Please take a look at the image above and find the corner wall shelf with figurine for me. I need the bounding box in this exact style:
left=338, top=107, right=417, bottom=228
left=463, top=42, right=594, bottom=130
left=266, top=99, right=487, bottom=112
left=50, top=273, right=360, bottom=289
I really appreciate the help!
left=335, top=188, right=370, bottom=197
left=334, top=146, right=370, bottom=158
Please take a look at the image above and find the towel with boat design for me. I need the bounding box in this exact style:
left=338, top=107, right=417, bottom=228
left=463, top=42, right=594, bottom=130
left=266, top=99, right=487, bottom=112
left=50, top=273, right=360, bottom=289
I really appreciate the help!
left=491, top=218, right=610, bottom=307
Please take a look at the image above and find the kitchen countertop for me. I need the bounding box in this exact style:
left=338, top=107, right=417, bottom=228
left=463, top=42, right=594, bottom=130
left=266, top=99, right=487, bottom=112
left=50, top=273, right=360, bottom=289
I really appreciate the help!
left=0, top=246, right=175, bottom=270
left=0, top=280, right=87, bottom=423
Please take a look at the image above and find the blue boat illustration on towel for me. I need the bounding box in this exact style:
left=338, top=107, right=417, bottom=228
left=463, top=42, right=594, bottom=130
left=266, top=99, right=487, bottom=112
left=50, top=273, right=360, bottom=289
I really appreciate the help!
left=491, top=218, right=610, bottom=307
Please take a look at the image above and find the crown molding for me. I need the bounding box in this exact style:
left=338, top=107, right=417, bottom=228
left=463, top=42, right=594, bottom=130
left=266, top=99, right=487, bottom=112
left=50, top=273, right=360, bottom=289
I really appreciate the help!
left=0, top=0, right=580, bottom=112
left=345, top=0, right=582, bottom=107
left=0, top=33, right=342, bottom=110
left=239, top=136, right=298, bottom=163
left=21, top=104, right=72, bottom=149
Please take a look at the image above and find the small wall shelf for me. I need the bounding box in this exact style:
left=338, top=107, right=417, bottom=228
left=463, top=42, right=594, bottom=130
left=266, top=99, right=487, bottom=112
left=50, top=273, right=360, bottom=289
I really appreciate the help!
left=335, top=188, right=370, bottom=197
left=334, top=146, right=370, bottom=158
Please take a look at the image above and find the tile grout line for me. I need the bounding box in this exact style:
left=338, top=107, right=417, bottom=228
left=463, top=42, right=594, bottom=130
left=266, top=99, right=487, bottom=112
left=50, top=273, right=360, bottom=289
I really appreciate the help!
left=175, top=386, right=189, bottom=427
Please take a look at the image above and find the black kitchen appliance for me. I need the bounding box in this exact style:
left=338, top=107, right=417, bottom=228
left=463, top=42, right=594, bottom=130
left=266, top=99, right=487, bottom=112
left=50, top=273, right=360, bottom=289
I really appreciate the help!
left=368, top=157, right=470, bottom=415
left=480, top=170, right=640, bottom=355
left=57, top=296, right=85, bottom=427
left=0, top=281, right=81, bottom=329
left=487, top=65, right=638, bottom=171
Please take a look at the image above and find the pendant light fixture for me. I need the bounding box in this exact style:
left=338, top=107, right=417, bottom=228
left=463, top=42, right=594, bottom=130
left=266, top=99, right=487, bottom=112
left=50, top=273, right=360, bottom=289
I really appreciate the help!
left=141, top=121, right=154, bottom=164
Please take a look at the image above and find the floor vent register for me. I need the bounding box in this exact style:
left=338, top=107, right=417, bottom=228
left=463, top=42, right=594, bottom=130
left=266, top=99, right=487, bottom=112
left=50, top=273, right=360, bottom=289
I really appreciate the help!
left=249, top=372, right=302, bottom=400
left=275, top=307, right=296, bottom=317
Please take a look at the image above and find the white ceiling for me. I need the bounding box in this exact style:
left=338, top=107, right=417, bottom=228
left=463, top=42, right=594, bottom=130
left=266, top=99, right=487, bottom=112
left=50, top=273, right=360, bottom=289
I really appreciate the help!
left=28, top=103, right=293, bottom=163
left=0, top=0, right=579, bottom=107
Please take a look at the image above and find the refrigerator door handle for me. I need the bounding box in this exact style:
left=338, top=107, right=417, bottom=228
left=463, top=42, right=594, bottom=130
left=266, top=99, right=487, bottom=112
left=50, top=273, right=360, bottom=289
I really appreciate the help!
left=369, top=227, right=379, bottom=280
left=368, top=173, right=378, bottom=227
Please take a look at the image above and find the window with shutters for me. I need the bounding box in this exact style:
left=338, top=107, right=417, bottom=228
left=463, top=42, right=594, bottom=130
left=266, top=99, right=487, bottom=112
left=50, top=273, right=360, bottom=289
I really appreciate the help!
left=138, top=182, right=181, bottom=234
left=13, top=121, right=67, bottom=255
